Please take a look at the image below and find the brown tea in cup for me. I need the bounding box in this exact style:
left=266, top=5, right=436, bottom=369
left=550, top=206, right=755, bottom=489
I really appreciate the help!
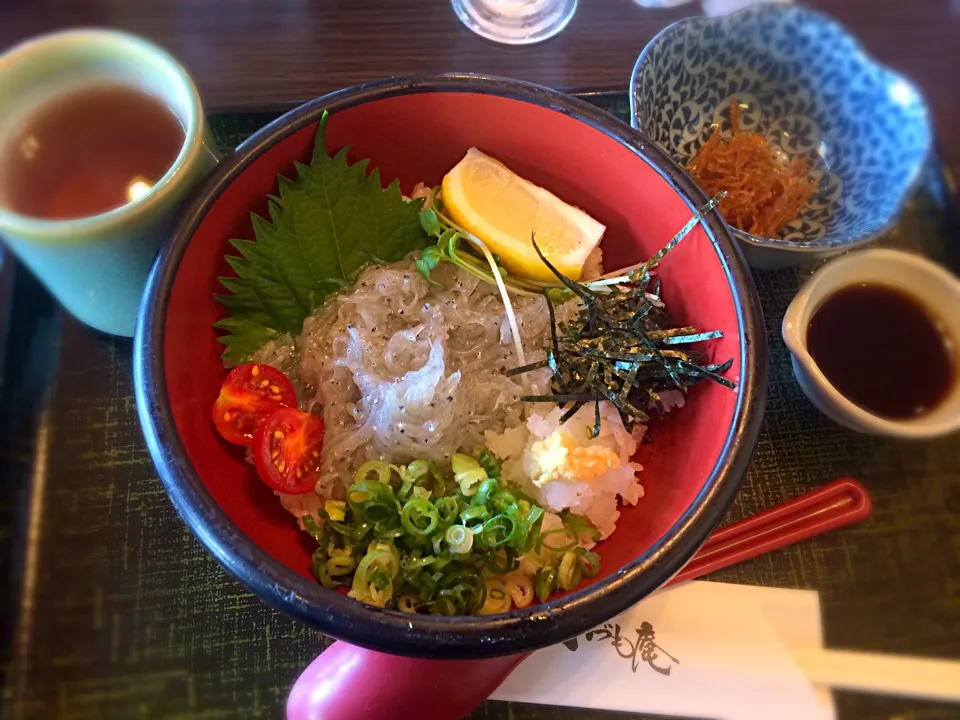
left=0, top=82, right=185, bottom=220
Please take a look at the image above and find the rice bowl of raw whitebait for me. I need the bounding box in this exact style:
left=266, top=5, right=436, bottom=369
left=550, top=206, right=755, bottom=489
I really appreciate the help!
left=135, top=74, right=766, bottom=658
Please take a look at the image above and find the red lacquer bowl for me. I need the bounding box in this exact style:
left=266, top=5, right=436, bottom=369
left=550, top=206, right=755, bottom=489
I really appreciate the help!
left=134, top=74, right=767, bottom=659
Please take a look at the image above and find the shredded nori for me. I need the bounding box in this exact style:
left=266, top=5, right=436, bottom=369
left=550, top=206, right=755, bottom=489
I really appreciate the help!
left=511, top=194, right=737, bottom=437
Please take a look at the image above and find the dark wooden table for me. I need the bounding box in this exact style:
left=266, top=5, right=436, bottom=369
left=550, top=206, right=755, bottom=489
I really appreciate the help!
left=2, top=0, right=959, bottom=184
left=2, top=4, right=960, bottom=720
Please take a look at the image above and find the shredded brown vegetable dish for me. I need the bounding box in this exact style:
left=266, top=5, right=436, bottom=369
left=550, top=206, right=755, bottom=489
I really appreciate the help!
left=687, top=101, right=818, bottom=239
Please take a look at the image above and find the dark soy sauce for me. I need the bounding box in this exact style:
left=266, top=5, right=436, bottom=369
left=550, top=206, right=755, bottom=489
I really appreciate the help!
left=806, top=283, right=955, bottom=419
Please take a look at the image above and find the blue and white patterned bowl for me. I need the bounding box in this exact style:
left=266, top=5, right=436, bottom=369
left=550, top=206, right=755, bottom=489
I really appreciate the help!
left=630, top=4, right=932, bottom=269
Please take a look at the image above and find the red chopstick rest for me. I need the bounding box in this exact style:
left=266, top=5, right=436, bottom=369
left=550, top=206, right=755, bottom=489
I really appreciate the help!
left=286, top=644, right=525, bottom=720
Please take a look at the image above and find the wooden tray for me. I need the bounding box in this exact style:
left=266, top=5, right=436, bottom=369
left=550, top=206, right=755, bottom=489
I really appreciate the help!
left=1, top=91, right=958, bottom=720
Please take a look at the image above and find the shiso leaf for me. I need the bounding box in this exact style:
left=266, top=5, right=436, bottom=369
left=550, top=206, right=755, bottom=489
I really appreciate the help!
left=214, top=111, right=429, bottom=365
left=212, top=316, right=281, bottom=367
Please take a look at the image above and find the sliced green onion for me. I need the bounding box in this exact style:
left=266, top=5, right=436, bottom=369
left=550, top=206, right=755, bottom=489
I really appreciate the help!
left=323, top=500, right=347, bottom=522
left=478, top=514, right=516, bottom=548
left=479, top=580, right=510, bottom=615
left=557, top=551, right=582, bottom=590
left=368, top=581, right=393, bottom=608
left=459, top=505, right=489, bottom=526
left=451, top=453, right=480, bottom=475
left=401, top=555, right=434, bottom=572
left=355, top=460, right=393, bottom=485
left=561, top=511, right=602, bottom=545
left=538, top=528, right=577, bottom=553
left=458, top=470, right=486, bottom=496
left=472, top=478, right=499, bottom=506
left=452, top=453, right=488, bottom=496
left=372, top=525, right=404, bottom=541
left=347, top=480, right=399, bottom=528
left=303, top=450, right=601, bottom=614
left=535, top=566, right=558, bottom=602
left=575, top=547, right=601, bottom=578
left=520, top=505, right=545, bottom=553
left=475, top=450, right=502, bottom=479
left=351, top=548, right=399, bottom=603
left=397, top=596, right=418, bottom=613
left=484, top=547, right=519, bottom=575
left=326, top=555, right=356, bottom=577
left=435, top=497, right=459, bottom=526
left=311, top=548, right=334, bottom=588
left=491, top=490, right=516, bottom=513
left=400, top=498, right=440, bottom=536
left=445, top=525, right=474, bottom=555
left=432, top=596, right=457, bottom=616
left=402, top=459, right=431, bottom=483
left=301, top=514, right=323, bottom=541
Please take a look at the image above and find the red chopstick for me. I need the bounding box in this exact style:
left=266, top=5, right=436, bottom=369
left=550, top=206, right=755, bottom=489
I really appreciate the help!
left=669, top=476, right=872, bottom=586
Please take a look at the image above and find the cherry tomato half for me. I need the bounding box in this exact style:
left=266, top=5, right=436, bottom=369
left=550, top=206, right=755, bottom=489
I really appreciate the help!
left=252, top=408, right=324, bottom=495
left=212, top=363, right=297, bottom=446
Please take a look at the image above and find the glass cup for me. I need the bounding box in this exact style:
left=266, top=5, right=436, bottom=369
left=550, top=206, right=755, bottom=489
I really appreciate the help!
left=0, top=30, right=220, bottom=337
left=451, top=0, right=578, bottom=45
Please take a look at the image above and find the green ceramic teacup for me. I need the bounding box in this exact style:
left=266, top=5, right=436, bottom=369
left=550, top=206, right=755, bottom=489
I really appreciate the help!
left=0, top=29, right=219, bottom=337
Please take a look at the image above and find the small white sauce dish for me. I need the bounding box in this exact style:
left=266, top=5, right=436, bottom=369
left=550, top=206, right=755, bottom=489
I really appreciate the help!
left=782, top=249, right=960, bottom=438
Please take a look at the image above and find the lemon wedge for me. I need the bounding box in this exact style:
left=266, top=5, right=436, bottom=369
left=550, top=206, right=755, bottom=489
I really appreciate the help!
left=441, top=148, right=606, bottom=282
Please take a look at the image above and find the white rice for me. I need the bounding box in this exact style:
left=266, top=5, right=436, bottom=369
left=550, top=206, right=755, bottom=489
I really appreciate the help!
left=485, top=402, right=645, bottom=539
